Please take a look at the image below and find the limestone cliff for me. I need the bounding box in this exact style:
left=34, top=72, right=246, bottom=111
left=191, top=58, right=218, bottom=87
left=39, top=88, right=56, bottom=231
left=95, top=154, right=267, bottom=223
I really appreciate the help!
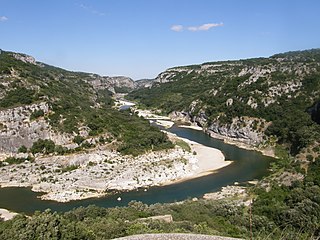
left=0, top=102, right=73, bottom=154
left=0, top=49, right=172, bottom=158
left=128, top=49, right=320, bottom=152
left=85, top=75, right=136, bottom=93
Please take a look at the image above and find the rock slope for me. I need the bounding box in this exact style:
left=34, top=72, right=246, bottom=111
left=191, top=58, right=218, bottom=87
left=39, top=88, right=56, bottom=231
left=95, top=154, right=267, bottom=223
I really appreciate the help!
left=115, top=233, right=242, bottom=240
left=128, top=49, right=320, bottom=152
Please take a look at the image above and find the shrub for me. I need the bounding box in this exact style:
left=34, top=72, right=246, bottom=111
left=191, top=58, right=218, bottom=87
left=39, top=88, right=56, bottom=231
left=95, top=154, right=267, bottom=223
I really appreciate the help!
left=18, top=145, right=28, bottom=153
left=4, top=156, right=33, bottom=165
left=73, top=135, right=85, bottom=145
left=61, top=165, right=79, bottom=172
left=175, top=139, right=191, bottom=152
left=54, top=145, right=68, bottom=155
left=30, top=109, right=44, bottom=120
left=30, top=139, right=55, bottom=154
left=0, top=87, right=36, bottom=108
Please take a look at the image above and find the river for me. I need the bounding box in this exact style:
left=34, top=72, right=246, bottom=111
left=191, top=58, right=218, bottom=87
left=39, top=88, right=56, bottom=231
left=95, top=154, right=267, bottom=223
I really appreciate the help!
left=0, top=125, right=272, bottom=214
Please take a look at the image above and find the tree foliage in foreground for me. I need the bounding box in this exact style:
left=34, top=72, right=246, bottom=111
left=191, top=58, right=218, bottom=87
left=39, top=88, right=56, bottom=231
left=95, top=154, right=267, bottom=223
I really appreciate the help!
left=2, top=147, right=319, bottom=239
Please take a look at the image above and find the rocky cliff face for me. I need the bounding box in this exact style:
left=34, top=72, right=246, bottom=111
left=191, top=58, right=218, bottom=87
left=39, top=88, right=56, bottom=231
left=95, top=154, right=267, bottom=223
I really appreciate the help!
left=169, top=110, right=268, bottom=146
left=0, top=49, right=175, bottom=161
left=0, top=102, right=73, bottom=154
left=0, top=50, right=144, bottom=155
left=128, top=49, right=320, bottom=150
left=11, top=53, right=39, bottom=66
left=135, top=79, right=154, bottom=88
left=206, top=117, right=269, bottom=145
left=155, top=67, right=194, bottom=83
left=85, top=76, right=154, bottom=93
left=84, top=75, right=136, bottom=93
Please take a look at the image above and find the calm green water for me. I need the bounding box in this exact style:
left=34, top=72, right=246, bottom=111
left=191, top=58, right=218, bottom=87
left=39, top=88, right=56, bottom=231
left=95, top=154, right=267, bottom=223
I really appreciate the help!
left=0, top=126, right=272, bottom=214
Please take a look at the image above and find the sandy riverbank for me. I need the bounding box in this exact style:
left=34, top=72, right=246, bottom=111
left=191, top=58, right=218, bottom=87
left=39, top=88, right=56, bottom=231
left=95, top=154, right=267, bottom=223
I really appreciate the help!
left=178, top=123, right=275, bottom=158
left=178, top=125, right=203, bottom=131
left=163, top=132, right=232, bottom=185
left=153, top=120, right=175, bottom=128
left=0, top=132, right=231, bottom=202
left=178, top=125, right=275, bottom=158
left=136, top=109, right=232, bottom=180
left=0, top=105, right=233, bottom=203
left=0, top=208, right=18, bottom=221
left=118, top=100, right=136, bottom=106
left=190, top=140, right=232, bottom=176
left=0, top=132, right=231, bottom=203
left=136, top=109, right=171, bottom=120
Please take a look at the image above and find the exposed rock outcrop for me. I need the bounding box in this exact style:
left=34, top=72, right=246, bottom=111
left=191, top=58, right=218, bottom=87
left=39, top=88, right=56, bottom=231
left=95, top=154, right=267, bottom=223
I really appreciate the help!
left=85, top=75, right=136, bottom=93
left=115, top=233, right=242, bottom=240
left=0, top=145, right=202, bottom=202
left=135, top=79, right=154, bottom=88
left=11, top=53, right=38, bottom=65
left=155, top=68, right=186, bottom=83
left=168, top=111, right=191, bottom=123
left=86, top=76, right=155, bottom=93
left=169, top=110, right=268, bottom=146
left=0, top=102, right=72, bottom=153
left=207, top=117, right=269, bottom=146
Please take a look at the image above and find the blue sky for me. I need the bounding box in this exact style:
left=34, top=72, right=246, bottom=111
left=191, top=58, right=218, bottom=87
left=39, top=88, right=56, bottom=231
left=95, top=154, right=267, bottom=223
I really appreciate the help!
left=0, top=0, right=320, bottom=79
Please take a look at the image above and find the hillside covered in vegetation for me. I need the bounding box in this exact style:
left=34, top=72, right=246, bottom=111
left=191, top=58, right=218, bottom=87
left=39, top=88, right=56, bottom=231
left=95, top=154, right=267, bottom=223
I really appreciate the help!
left=0, top=49, right=172, bottom=156
left=128, top=49, right=320, bottom=155
left=1, top=49, right=320, bottom=239
left=126, top=49, right=320, bottom=238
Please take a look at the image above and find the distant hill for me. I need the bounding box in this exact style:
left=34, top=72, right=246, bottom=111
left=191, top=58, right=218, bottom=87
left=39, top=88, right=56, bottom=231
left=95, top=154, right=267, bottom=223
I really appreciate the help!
left=0, top=49, right=172, bottom=156
left=134, top=78, right=155, bottom=89
left=128, top=49, right=320, bottom=155
left=127, top=50, right=320, bottom=238
left=1, top=48, right=320, bottom=239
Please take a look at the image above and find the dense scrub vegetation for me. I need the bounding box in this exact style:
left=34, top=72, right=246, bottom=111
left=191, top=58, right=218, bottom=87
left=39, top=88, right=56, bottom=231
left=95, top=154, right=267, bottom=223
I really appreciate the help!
left=0, top=156, right=34, bottom=166
left=126, top=49, right=320, bottom=238
left=251, top=155, right=320, bottom=238
left=1, top=179, right=319, bottom=240
left=1, top=149, right=319, bottom=239
left=0, top=50, right=172, bottom=155
left=128, top=49, right=320, bottom=154
left=1, top=49, right=320, bottom=239
left=0, top=87, right=36, bottom=108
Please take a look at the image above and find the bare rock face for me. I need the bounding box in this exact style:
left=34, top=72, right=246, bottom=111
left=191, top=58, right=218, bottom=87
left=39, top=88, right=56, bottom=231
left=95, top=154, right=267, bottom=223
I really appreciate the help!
left=191, top=111, right=208, bottom=127
left=168, top=111, right=191, bottom=123
left=11, top=53, right=37, bottom=65
left=207, top=117, right=268, bottom=146
left=86, top=75, right=136, bottom=93
left=115, top=233, right=241, bottom=240
left=135, top=79, right=154, bottom=88
left=87, top=76, right=155, bottom=92
left=276, top=171, right=304, bottom=187
left=0, top=102, right=72, bottom=153
left=108, top=76, right=136, bottom=89
left=155, top=67, right=191, bottom=83
left=169, top=109, right=267, bottom=146
left=226, top=98, right=233, bottom=106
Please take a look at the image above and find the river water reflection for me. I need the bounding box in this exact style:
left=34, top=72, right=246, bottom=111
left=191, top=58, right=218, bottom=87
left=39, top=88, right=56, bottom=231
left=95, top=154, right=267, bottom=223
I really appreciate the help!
left=0, top=125, right=272, bottom=214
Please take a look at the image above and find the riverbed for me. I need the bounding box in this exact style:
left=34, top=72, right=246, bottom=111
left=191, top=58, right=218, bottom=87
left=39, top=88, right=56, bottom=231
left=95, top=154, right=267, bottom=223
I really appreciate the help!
left=0, top=125, right=272, bottom=214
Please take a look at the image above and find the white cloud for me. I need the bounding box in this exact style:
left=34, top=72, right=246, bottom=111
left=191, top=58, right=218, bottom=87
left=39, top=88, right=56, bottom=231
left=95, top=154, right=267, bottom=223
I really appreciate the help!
left=0, top=16, right=8, bottom=22
left=188, top=22, right=223, bottom=31
left=171, top=22, right=223, bottom=32
left=170, top=25, right=183, bottom=32
left=79, top=3, right=105, bottom=16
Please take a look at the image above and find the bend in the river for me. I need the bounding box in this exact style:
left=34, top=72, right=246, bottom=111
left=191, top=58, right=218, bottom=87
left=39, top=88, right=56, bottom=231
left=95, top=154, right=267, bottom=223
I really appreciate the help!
left=0, top=125, right=272, bottom=214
